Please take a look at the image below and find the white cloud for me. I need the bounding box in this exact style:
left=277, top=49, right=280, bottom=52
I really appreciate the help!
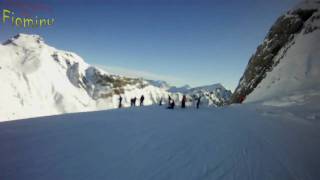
left=95, top=64, right=184, bottom=86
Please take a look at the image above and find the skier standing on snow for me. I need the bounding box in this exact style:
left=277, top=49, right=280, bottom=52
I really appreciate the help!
left=140, top=95, right=145, bottom=106
left=167, top=99, right=175, bottom=109
left=171, top=100, right=175, bottom=109
left=118, top=95, right=123, bottom=108
left=181, top=95, right=187, bottom=108
left=159, top=98, right=163, bottom=106
left=133, top=97, right=137, bottom=106
left=196, top=96, right=201, bottom=109
left=168, top=95, right=172, bottom=106
left=130, top=98, right=136, bottom=107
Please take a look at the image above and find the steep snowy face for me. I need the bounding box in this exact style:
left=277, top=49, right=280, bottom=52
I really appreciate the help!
left=0, top=34, right=93, bottom=120
left=0, top=34, right=170, bottom=121
left=231, top=0, right=320, bottom=104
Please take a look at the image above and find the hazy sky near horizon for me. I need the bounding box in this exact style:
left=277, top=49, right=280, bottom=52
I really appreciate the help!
left=0, top=0, right=300, bottom=90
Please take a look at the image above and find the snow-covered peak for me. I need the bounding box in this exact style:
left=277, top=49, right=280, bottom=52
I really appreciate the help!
left=3, top=33, right=44, bottom=47
left=0, top=34, right=168, bottom=120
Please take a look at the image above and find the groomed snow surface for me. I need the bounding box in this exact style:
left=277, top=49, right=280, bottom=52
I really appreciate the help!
left=1, top=102, right=320, bottom=180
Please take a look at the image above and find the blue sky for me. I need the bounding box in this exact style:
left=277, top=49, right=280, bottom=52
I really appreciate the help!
left=0, top=0, right=299, bottom=90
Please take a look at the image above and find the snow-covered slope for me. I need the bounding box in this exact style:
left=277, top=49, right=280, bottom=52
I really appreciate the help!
left=1, top=104, right=320, bottom=180
left=0, top=34, right=94, bottom=120
left=0, top=34, right=170, bottom=121
left=232, top=0, right=320, bottom=104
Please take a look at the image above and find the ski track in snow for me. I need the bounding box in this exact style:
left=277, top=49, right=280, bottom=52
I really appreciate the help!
left=0, top=105, right=320, bottom=180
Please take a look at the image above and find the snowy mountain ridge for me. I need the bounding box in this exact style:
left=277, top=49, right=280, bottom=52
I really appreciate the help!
left=149, top=81, right=232, bottom=106
left=0, top=34, right=168, bottom=121
left=169, top=83, right=232, bottom=106
left=0, top=34, right=231, bottom=121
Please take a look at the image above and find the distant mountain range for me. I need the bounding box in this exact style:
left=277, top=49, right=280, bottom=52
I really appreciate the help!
left=149, top=81, right=232, bottom=106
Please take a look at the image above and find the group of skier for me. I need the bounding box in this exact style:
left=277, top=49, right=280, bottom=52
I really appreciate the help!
left=118, top=95, right=145, bottom=108
left=118, top=94, right=201, bottom=109
left=166, top=95, right=201, bottom=109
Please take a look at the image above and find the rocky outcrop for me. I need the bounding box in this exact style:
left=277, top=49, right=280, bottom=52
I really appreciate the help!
left=231, top=3, right=318, bottom=103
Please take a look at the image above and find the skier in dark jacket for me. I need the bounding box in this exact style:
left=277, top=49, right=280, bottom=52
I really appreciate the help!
left=181, top=95, right=187, bottom=108
left=130, top=97, right=137, bottom=107
left=167, top=99, right=175, bottom=109
left=133, top=97, right=137, bottom=106
left=196, top=96, right=201, bottom=109
left=118, top=95, right=123, bottom=108
left=130, top=98, right=135, bottom=107
left=159, top=98, right=163, bottom=106
left=140, top=95, right=145, bottom=106
left=168, top=95, right=172, bottom=105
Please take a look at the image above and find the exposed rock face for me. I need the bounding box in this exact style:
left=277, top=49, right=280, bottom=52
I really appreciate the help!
left=231, top=2, right=318, bottom=103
